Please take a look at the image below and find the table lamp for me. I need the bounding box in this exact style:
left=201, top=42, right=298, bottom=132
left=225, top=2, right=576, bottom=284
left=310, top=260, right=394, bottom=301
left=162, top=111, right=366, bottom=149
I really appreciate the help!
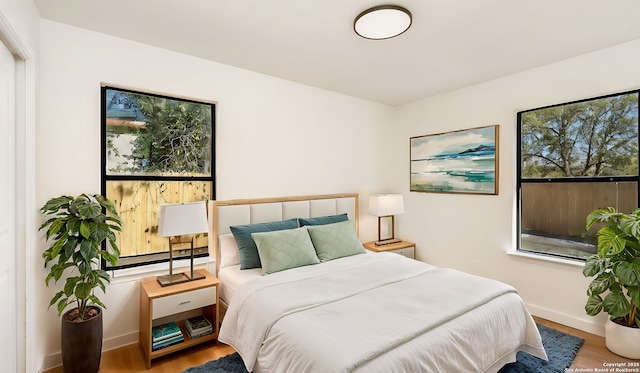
left=157, top=201, right=208, bottom=287
left=369, top=194, right=405, bottom=246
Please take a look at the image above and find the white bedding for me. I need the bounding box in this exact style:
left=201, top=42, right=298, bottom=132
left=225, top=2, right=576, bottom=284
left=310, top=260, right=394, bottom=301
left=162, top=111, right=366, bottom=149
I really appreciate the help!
left=219, top=252, right=547, bottom=373
left=218, top=264, right=262, bottom=304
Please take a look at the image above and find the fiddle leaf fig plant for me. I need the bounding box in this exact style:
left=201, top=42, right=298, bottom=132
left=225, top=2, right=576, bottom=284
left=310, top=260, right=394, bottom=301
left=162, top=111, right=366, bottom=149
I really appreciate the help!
left=40, top=194, right=122, bottom=321
left=584, top=207, right=640, bottom=328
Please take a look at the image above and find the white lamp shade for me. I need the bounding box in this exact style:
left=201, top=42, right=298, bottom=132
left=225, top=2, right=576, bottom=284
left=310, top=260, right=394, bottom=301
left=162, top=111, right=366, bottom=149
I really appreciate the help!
left=369, top=194, right=405, bottom=216
left=158, top=201, right=208, bottom=237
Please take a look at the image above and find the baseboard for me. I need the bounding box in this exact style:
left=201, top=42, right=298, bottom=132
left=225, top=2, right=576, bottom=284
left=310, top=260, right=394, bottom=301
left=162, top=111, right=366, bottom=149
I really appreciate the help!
left=527, top=303, right=605, bottom=337
left=103, top=330, right=140, bottom=352
left=39, top=331, right=139, bottom=373
left=39, top=353, right=61, bottom=373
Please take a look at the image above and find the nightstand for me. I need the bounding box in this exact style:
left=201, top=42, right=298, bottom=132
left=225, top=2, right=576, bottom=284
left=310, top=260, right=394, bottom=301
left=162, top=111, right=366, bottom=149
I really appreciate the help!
left=363, top=240, right=416, bottom=259
left=139, top=269, right=219, bottom=368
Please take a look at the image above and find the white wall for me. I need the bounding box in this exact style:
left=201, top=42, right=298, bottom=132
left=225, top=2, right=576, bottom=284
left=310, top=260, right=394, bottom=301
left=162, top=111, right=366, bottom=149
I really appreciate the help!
left=36, top=20, right=393, bottom=371
left=394, top=38, right=640, bottom=336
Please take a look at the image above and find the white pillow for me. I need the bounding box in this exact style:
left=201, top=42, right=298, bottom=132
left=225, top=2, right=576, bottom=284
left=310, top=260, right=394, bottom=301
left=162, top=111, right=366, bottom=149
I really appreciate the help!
left=218, top=233, right=240, bottom=269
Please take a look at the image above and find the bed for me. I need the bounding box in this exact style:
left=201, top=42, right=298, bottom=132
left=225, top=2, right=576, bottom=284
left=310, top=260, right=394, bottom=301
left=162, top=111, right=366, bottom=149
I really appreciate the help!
left=207, top=193, right=546, bottom=373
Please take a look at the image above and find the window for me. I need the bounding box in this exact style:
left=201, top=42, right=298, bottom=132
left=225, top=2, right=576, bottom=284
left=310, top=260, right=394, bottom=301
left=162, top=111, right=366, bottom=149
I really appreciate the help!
left=101, top=86, right=215, bottom=270
left=517, top=90, right=639, bottom=260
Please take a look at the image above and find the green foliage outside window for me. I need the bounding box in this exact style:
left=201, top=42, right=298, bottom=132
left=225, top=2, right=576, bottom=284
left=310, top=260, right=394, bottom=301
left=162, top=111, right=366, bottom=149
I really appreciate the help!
left=521, top=93, right=638, bottom=178
left=105, top=88, right=212, bottom=177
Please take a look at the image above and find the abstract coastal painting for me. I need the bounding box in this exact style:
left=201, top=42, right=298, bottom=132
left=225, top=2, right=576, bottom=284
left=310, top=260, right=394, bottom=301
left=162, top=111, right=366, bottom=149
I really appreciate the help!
left=410, top=125, right=499, bottom=194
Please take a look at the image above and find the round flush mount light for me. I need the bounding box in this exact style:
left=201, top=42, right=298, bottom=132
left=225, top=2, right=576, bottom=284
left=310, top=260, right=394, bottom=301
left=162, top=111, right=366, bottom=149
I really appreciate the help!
left=354, top=5, right=412, bottom=40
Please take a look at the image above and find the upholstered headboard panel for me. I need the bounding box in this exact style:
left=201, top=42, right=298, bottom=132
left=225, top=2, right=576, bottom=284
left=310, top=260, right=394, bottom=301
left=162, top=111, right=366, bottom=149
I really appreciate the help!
left=207, top=193, right=359, bottom=273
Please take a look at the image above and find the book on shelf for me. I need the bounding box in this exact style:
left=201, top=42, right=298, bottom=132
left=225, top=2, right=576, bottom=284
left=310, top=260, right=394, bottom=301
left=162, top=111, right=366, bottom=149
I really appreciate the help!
left=152, top=334, right=184, bottom=351
left=152, top=321, right=182, bottom=343
left=185, top=315, right=213, bottom=338
left=186, top=327, right=212, bottom=339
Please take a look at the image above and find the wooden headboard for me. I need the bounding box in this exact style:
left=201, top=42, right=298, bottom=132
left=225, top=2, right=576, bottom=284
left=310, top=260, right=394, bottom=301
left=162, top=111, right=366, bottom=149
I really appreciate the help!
left=207, top=193, right=359, bottom=274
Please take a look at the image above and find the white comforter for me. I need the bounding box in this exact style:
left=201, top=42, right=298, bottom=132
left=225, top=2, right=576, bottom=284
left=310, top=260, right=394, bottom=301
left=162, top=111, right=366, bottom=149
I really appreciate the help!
left=219, top=253, right=546, bottom=373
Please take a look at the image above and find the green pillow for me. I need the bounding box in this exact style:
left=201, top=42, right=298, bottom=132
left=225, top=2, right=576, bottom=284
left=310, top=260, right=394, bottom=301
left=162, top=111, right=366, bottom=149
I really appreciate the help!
left=298, top=213, right=348, bottom=227
left=230, top=218, right=298, bottom=269
left=306, top=220, right=365, bottom=262
left=252, top=227, right=320, bottom=275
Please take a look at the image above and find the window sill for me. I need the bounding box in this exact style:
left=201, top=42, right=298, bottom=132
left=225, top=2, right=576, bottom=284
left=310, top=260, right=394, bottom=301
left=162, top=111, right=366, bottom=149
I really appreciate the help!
left=108, top=256, right=215, bottom=284
left=507, top=249, right=585, bottom=268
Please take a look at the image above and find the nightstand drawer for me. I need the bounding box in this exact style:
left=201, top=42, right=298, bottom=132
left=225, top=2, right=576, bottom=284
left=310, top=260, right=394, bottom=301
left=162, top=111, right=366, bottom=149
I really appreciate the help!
left=152, top=286, right=216, bottom=319
left=389, top=247, right=414, bottom=259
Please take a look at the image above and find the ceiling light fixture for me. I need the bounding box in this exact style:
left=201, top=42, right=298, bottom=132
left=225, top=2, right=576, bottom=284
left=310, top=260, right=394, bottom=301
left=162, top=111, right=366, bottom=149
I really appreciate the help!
left=354, top=5, right=412, bottom=40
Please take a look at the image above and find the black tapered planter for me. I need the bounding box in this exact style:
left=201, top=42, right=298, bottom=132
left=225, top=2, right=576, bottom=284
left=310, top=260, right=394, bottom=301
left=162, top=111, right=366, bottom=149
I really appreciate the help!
left=61, top=306, right=103, bottom=373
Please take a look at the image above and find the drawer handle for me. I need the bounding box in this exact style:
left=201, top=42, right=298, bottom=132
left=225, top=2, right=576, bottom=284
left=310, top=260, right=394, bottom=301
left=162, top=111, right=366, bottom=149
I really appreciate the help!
left=178, top=300, right=191, bottom=305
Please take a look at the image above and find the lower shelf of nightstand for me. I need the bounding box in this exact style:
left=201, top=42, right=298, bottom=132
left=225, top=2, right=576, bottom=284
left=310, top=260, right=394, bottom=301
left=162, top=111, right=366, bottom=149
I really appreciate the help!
left=148, top=323, right=218, bottom=360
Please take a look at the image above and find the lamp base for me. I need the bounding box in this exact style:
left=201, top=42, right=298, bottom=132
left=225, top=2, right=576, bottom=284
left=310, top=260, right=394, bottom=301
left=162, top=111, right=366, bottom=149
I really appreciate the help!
left=157, top=271, right=207, bottom=287
left=185, top=271, right=206, bottom=281
left=157, top=273, right=190, bottom=287
left=374, top=238, right=401, bottom=246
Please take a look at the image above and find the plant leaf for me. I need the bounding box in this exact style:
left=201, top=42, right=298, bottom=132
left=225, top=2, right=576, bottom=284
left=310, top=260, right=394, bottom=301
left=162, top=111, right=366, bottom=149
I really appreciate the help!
left=41, top=196, right=72, bottom=214
left=585, top=294, right=603, bottom=316
left=619, top=214, right=640, bottom=241
left=48, top=291, right=64, bottom=309
left=64, top=276, right=79, bottom=297
left=75, top=282, right=91, bottom=300
left=79, top=220, right=91, bottom=239
left=88, top=295, right=106, bottom=310
left=56, top=298, right=70, bottom=316
left=603, top=290, right=631, bottom=318
left=586, top=207, right=620, bottom=231
left=597, top=227, right=626, bottom=257
left=588, top=273, right=614, bottom=295
left=614, top=260, right=640, bottom=286
left=79, top=239, right=96, bottom=263
left=583, top=254, right=604, bottom=277
left=72, top=195, right=102, bottom=219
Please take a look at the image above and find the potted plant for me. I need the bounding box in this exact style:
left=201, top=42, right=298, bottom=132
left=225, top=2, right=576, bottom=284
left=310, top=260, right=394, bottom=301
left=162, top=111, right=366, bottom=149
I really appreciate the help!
left=40, top=194, right=122, bottom=373
left=584, top=207, right=640, bottom=359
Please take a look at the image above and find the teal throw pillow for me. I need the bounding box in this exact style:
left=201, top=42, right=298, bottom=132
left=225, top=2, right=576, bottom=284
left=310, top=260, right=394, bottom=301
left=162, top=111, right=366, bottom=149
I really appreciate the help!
left=298, top=213, right=348, bottom=227
left=230, top=218, right=298, bottom=269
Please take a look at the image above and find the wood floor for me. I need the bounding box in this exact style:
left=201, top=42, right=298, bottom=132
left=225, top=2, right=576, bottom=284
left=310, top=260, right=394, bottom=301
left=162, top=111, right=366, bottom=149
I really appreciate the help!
left=43, top=317, right=637, bottom=372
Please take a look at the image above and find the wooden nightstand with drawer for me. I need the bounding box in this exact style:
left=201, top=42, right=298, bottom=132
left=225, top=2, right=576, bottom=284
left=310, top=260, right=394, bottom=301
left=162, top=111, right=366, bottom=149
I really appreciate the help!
left=139, top=269, right=219, bottom=368
left=363, top=240, right=416, bottom=259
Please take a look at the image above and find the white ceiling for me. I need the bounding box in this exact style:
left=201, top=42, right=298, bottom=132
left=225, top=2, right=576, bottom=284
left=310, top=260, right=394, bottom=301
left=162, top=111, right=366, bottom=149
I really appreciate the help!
left=34, top=0, right=640, bottom=106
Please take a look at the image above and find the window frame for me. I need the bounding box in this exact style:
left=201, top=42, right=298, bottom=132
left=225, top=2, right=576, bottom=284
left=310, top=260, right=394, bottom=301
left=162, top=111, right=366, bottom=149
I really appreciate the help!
left=516, top=89, right=640, bottom=260
left=100, top=85, right=216, bottom=271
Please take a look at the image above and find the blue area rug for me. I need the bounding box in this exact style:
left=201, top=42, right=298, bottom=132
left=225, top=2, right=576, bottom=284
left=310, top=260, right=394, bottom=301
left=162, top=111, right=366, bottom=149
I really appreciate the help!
left=183, top=324, right=584, bottom=373
left=499, top=323, right=585, bottom=373
left=182, top=352, right=246, bottom=373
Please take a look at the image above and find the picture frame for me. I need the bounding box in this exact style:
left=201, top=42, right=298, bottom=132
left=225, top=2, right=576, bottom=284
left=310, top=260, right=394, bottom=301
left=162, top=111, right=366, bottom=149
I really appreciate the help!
left=410, top=124, right=499, bottom=195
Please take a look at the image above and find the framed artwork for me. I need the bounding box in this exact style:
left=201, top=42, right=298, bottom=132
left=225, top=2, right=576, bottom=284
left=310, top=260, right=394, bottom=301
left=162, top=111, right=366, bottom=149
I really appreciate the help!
left=410, top=124, right=499, bottom=195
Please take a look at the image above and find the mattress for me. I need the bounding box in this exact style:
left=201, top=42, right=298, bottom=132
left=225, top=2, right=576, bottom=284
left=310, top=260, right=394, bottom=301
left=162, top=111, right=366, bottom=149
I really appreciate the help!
left=217, top=264, right=262, bottom=304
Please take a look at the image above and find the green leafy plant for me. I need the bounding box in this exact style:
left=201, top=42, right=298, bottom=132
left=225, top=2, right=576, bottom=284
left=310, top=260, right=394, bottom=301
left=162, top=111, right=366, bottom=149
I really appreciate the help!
left=40, top=194, right=122, bottom=321
left=584, top=207, right=640, bottom=328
